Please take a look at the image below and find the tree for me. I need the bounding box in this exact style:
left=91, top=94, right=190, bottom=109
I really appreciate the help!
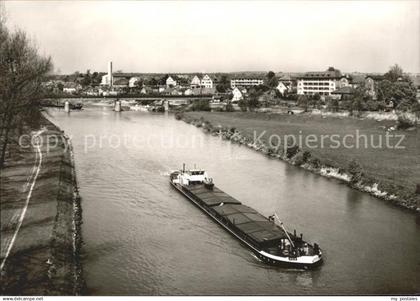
left=351, top=86, right=367, bottom=116
left=297, top=95, right=309, bottom=112
left=377, top=79, right=417, bottom=108
left=246, top=88, right=262, bottom=111
left=148, top=77, right=158, bottom=87
left=238, top=99, right=248, bottom=112
left=90, top=71, right=101, bottom=86
left=225, top=102, right=234, bottom=112
left=248, top=94, right=260, bottom=110
left=312, top=93, right=321, bottom=101
left=255, top=84, right=269, bottom=93
left=348, top=159, right=363, bottom=184
left=216, top=75, right=230, bottom=93
left=133, top=78, right=143, bottom=90
left=309, top=93, right=321, bottom=107
left=248, top=91, right=260, bottom=111
left=159, top=74, right=169, bottom=85
left=411, top=102, right=420, bottom=120
left=265, top=71, right=278, bottom=89
left=81, top=69, right=92, bottom=86
left=327, top=98, right=339, bottom=112
left=0, top=19, right=53, bottom=167
left=384, top=64, right=403, bottom=82
left=56, top=82, right=64, bottom=92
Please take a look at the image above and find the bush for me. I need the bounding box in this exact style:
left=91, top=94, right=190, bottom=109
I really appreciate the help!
left=297, top=95, right=309, bottom=111
left=191, top=100, right=211, bottom=111
left=397, top=99, right=415, bottom=112
left=396, top=114, right=416, bottom=130
left=238, top=99, right=248, bottom=112
left=293, top=150, right=311, bottom=166
left=365, top=100, right=379, bottom=111
left=411, top=102, right=420, bottom=119
left=348, top=159, right=363, bottom=184
left=202, top=121, right=213, bottom=132
left=286, top=145, right=300, bottom=159
left=292, top=151, right=304, bottom=165
left=266, top=146, right=278, bottom=156
left=327, top=98, right=339, bottom=112
left=225, top=102, right=234, bottom=112
left=308, top=157, right=321, bottom=169
left=215, top=108, right=225, bottom=112
left=302, top=150, right=312, bottom=162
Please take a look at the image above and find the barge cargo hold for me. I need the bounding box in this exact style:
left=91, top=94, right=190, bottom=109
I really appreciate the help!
left=170, top=167, right=323, bottom=269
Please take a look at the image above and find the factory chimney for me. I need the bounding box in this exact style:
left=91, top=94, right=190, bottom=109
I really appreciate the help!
left=108, top=61, right=113, bottom=88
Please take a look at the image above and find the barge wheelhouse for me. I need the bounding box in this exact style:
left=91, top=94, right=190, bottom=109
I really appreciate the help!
left=170, top=167, right=323, bottom=269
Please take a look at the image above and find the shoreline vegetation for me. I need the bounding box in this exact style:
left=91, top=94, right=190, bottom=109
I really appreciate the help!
left=176, top=111, right=420, bottom=214
left=1, top=13, right=86, bottom=294
left=0, top=116, right=85, bottom=295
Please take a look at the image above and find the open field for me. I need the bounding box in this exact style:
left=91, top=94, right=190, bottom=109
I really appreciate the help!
left=183, top=111, right=420, bottom=210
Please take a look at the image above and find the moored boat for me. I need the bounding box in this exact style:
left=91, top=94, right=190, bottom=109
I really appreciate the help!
left=170, top=165, right=323, bottom=269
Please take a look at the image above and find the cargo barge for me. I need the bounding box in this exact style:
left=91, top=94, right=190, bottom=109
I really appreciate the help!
left=170, top=166, right=323, bottom=269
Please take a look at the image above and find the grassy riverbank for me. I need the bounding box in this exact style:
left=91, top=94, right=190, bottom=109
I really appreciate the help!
left=0, top=116, right=85, bottom=295
left=180, top=111, right=420, bottom=212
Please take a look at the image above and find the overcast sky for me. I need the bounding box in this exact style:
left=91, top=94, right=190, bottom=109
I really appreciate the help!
left=4, top=0, right=420, bottom=74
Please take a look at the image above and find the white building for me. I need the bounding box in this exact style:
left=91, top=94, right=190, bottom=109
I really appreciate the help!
left=101, top=61, right=113, bottom=87
left=190, top=75, right=201, bottom=88
left=338, top=76, right=351, bottom=89
left=276, top=82, right=288, bottom=95
left=129, top=77, right=141, bottom=88
left=166, top=76, right=177, bottom=87
left=63, top=82, right=81, bottom=94
left=101, top=74, right=111, bottom=86
left=140, top=87, right=148, bottom=94
left=200, top=74, right=213, bottom=88
left=102, top=90, right=119, bottom=96
left=190, top=74, right=213, bottom=88
left=296, top=69, right=342, bottom=96
left=184, top=88, right=193, bottom=96
left=231, top=87, right=243, bottom=103
left=230, top=77, right=264, bottom=88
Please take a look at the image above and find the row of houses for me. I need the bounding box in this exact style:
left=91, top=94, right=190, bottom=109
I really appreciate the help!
left=101, top=71, right=216, bottom=90
left=228, top=71, right=391, bottom=100
left=46, top=62, right=420, bottom=103
left=139, top=85, right=216, bottom=96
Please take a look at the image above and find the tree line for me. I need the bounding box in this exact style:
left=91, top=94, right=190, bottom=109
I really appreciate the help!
left=0, top=13, right=52, bottom=167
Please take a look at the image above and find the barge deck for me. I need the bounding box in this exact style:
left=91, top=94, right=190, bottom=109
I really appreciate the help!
left=170, top=168, right=323, bottom=269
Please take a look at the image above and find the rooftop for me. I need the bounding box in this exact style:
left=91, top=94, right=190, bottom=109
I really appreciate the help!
left=113, top=78, right=129, bottom=85
left=231, top=76, right=264, bottom=80
left=332, top=86, right=355, bottom=94
left=297, top=70, right=342, bottom=79
left=113, top=72, right=141, bottom=78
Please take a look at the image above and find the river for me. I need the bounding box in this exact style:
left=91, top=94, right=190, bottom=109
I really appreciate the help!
left=48, top=108, right=419, bottom=295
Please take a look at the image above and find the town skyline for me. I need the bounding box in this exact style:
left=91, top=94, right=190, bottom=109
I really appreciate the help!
left=4, top=0, right=420, bottom=74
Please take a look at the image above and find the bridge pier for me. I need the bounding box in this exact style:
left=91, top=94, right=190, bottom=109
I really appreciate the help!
left=64, top=101, right=70, bottom=113
left=114, top=100, right=121, bottom=112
